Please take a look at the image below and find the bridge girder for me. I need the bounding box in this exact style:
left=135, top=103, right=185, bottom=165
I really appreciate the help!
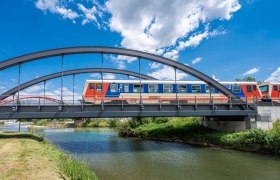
left=0, top=46, right=242, bottom=102
left=0, top=68, right=157, bottom=101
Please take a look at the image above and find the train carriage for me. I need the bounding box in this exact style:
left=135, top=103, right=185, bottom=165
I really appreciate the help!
left=259, top=82, right=280, bottom=101
left=82, top=80, right=262, bottom=104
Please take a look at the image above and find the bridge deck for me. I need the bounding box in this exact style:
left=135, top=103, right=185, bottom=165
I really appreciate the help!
left=0, top=104, right=257, bottom=119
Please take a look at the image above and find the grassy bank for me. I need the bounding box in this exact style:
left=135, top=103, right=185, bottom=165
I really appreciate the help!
left=117, top=117, right=280, bottom=155
left=0, top=132, right=97, bottom=180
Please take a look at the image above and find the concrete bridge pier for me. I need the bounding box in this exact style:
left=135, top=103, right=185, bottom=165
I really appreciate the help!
left=201, top=116, right=256, bottom=132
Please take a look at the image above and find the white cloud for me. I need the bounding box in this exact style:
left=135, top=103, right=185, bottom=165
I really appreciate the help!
left=242, top=67, right=260, bottom=76
left=77, top=3, right=103, bottom=27
left=192, top=57, right=202, bottom=65
left=148, top=66, right=187, bottom=80
left=21, top=85, right=44, bottom=94
left=35, top=0, right=79, bottom=23
left=149, top=62, right=161, bottom=69
left=103, top=73, right=116, bottom=79
left=212, top=75, right=219, bottom=81
left=90, top=73, right=116, bottom=79
left=265, top=67, right=280, bottom=82
left=106, top=0, right=240, bottom=54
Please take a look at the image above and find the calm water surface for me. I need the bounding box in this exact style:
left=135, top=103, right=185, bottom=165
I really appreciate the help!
left=1, top=124, right=280, bottom=180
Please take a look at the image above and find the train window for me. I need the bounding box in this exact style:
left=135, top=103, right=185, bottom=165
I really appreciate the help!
left=206, top=85, right=215, bottom=93
left=124, top=84, right=129, bottom=92
left=253, top=85, right=257, bottom=91
left=149, top=84, right=158, bottom=93
left=259, top=85, right=268, bottom=92
left=273, top=85, right=278, bottom=91
left=89, top=83, right=94, bottom=90
left=110, top=84, right=118, bottom=93
left=232, top=85, right=241, bottom=93
left=191, top=85, right=201, bottom=93
left=96, top=84, right=102, bottom=92
left=178, top=85, right=187, bottom=93
left=279, top=86, right=280, bottom=92
left=163, top=84, right=173, bottom=93
left=133, top=84, right=143, bottom=92
left=246, top=85, right=252, bottom=92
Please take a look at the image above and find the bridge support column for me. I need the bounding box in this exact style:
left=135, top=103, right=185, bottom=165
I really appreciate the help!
left=201, top=116, right=248, bottom=132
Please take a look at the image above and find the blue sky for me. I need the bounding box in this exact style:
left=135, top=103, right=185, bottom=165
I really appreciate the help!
left=0, top=0, right=279, bottom=99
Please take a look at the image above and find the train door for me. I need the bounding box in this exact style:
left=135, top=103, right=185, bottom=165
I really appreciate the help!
left=252, top=84, right=259, bottom=97
left=271, top=85, right=279, bottom=99
left=94, top=83, right=103, bottom=98
left=245, top=84, right=253, bottom=98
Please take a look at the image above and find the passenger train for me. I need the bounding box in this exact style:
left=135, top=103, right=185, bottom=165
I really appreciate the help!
left=82, top=80, right=264, bottom=104
left=259, top=82, right=280, bottom=101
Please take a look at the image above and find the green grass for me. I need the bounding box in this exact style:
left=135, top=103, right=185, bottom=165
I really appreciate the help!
left=0, top=132, right=44, bottom=141
left=0, top=132, right=97, bottom=179
left=42, top=140, right=98, bottom=180
left=117, top=117, right=280, bottom=154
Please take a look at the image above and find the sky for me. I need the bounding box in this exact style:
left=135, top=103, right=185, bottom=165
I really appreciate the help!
left=0, top=0, right=279, bottom=100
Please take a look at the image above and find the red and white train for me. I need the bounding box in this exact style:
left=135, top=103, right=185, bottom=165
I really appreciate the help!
left=82, top=80, right=265, bottom=104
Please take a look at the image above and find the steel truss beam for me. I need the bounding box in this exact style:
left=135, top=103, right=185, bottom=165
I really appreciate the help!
left=0, top=46, right=241, bottom=101
left=0, top=68, right=156, bottom=101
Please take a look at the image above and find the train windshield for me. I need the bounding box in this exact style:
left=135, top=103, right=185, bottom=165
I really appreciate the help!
left=259, top=85, right=268, bottom=93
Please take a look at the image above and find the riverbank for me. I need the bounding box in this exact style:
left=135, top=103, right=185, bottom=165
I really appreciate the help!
left=117, top=117, right=280, bottom=155
left=0, top=132, right=97, bottom=180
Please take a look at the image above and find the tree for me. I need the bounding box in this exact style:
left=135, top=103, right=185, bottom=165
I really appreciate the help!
left=235, top=76, right=256, bottom=82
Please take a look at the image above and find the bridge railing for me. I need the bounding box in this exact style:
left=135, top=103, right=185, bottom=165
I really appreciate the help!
left=0, top=94, right=269, bottom=107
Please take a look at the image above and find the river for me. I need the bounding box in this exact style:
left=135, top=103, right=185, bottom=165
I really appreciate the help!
left=1, top=123, right=280, bottom=180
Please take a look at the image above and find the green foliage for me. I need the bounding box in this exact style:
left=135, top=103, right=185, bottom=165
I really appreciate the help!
left=79, top=118, right=111, bottom=128
left=32, top=119, right=48, bottom=126
left=272, top=120, right=280, bottom=133
left=116, top=117, right=280, bottom=154
left=235, top=76, right=256, bottom=82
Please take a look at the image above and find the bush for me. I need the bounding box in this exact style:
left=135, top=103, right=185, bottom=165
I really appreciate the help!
left=272, top=120, right=280, bottom=134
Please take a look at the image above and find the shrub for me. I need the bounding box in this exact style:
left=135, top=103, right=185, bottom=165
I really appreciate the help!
left=272, top=120, right=280, bottom=134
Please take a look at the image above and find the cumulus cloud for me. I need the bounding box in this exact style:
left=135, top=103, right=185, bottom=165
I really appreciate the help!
left=192, top=57, right=202, bottom=65
left=35, top=0, right=241, bottom=79
left=90, top=73, right=116, bottom=79
left=148, top=66, right=187, bottom=80
left=35, top=0, right=79, bottom=23
left=242, top=67, right=260, bottom=76
left=212, top=75, right=219, bottom=81
left=77, top=3, right=103, bottom=27
left=265, top=67, right=280, bottom=82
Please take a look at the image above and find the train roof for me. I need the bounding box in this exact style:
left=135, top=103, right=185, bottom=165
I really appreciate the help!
left=85, top=79, right=258, bottom=85
left=259, top=82, right=280, bottom=86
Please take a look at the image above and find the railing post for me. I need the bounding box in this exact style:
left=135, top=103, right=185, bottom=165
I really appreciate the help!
left=60, top=55, right=64, bottom=107
left=73, top=74, right=75, bottom=106
left=159, top=96, right=162, bottom=111
left=121, top=95, right=124, bottom=110
left=81, top=95, right=84, bottom=110
left=246, top=97, right=248, bottom=108
left=101, top=53, right=104, bottom=105
left=229, top=96, right=232, bottom=109
left=195, top=96, right=197, bottom=110
left=38, top=96, right=41, bottom=110
left=43, top=81, right=46, bottom=105
left=16, top=63, right=21, bottom=111
left=138, top=57, right=142, bottom=105
left=211, top=96, right=214, bottom=110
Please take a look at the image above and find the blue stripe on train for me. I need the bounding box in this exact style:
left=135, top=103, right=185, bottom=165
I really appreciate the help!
left=104, top=83, right=246, bottom=97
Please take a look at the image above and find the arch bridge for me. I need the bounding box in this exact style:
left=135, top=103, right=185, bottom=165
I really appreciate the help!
left=0, top=46, right=257, bottom=119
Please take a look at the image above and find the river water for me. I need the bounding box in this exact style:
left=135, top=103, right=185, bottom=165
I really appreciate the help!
left=1, top=123, right=280, bottom=180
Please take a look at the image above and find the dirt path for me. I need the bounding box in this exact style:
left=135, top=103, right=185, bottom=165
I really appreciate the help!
left=0, top=139, right=67, bottom=180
